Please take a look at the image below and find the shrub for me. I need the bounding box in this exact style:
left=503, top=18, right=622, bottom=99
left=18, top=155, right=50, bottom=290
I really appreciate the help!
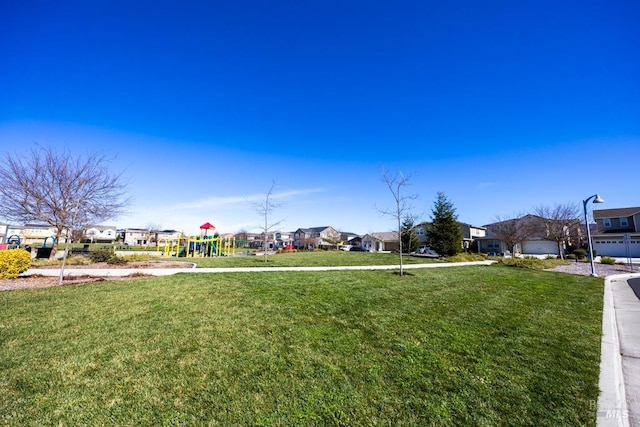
left=90, top=248, right=117, bottom=263
left=572, top=249, right=587, bottom=260
left=545, top=255, right=557, bottom=260
left=120, top=254, right=155, bottom=262
left=106, top=255, right=127, bottom=265
left=495, top=257, right=569, bottom=270
left=445, top=253, right=487, bottom=262
left=600, top=256, right=616, bottom=265
left=0, top=249, right=32, bottom=279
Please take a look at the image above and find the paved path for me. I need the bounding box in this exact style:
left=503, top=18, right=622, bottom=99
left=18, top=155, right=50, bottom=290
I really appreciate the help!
left=599, top=273, right=640, bottom=427
left=22, top=260, right=495, bottom=277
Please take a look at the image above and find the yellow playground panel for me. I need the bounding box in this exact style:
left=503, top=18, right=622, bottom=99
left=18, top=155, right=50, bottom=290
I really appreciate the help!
left=162, top=234, right=236, bottom=257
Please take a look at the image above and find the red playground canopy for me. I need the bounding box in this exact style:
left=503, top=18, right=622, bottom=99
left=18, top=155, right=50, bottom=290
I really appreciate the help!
left=200, top=222, right=216, bottom=230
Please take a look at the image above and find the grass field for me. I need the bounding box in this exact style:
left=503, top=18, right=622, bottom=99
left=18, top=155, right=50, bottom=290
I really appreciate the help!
left=188, top=250, right=444, bottom=268
left=1, top=265, right=603, bottom=425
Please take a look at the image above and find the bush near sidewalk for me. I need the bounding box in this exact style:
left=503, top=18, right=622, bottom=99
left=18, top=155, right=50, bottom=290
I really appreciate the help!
left=0, top=249, right=32, bottom=279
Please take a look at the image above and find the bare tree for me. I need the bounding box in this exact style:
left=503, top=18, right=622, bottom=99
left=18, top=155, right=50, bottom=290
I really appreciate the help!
left=378, top=168, right=418, bottom=275
left=235, top=229, right=249, bottom=247
left=146, top=222, right=162, bottom=247
left=0, top=146, right=129, bottom=282
left=252, top=180, right=283, bottom=263
left=488, top=214, right=537, bottom=256
left=532, top=203, right=582, bottom=259
left=324, top=236, right=343, bottom=251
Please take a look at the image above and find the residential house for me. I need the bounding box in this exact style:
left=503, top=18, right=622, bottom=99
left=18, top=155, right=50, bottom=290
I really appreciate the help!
left=273, top=231, right=294, bottom=249
left=340, top=231, right=362, bottom=248
left=6, top=224, right=59, bottom=246
left=362, top=231, right=399, bottom=252
left=0, top=222, right=7, bottom=245
left=478, top=214, right=574, bottom=256
left=149, top=229, right=181, bottom=247
left=340, top=231, right=361, bottom=245
left=249, top=231, right=294, bottom=249
left=240, top=232, right=261, bottom=248
left=460, top=223, right=487, bottom=252
left=414, top=221, right=485, bottom=253
left=414, top=222, right=430, bottom=247
left=293, top=226, right=341, bottom=250
left=120, top=228, right=150, bottom=246
left=592, top=207, right=640, bottom=257
left=84, top=225, right=118, bottom=244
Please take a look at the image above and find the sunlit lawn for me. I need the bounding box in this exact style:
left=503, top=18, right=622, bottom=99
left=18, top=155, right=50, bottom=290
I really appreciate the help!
left=1, top=265, right=602, bottom=425
left=175, top=249, right=442, bottom=268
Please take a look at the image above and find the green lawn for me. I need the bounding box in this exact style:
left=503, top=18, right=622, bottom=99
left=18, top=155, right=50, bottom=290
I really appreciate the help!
left=178, top=250, right=443, bottom=268
left=1, top=265, right=603, bottom=425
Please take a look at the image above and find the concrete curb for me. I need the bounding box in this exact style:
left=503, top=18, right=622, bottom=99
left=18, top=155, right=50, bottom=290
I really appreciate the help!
left=599, top=273, right=640, bottom=426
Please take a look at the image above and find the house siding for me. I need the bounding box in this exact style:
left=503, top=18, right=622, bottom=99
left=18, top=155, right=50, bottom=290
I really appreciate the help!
left=592, top=207, right=640, bottom=257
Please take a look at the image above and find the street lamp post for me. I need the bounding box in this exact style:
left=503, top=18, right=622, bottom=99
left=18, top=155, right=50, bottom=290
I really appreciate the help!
left=583, top=194, right=605, bottom=277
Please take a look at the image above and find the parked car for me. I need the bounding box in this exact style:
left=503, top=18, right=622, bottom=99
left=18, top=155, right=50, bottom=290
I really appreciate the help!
left=418, top=246, right=437, bottom=255
left=349, top=246, right=368, bottom=252
left=340, top=245, right=353, bottom=251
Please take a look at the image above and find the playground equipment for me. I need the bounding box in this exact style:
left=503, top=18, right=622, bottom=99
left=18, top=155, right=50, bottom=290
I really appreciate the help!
left=6, top=235, right=21, bottom=248
left=36, top=236, right=57, bottom=259
left=161, top=234, right=236, bottom=257
left=158, top=222, right=237, bottom=257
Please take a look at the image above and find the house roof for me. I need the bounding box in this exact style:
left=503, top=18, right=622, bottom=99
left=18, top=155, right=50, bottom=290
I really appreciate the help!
left=297, top=226, right=334, bottom=233
left=87, top=225, right=117, bottom=231
left=459, top=222, right=487, bottom=230
left=364, top=231, right=399, bottom=242
left=593, top=207, right=640, bottom=219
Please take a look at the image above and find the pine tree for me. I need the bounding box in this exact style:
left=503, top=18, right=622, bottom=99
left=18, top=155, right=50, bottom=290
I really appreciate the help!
left=427, top=192, right=463, bottom=256
left=401, top=216, right=421, bottom=253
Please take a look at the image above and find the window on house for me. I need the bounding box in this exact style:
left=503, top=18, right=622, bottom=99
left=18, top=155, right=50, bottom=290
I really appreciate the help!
left=620, top=218, right=629, bottom=227
left=603, top=218, right=611, bottom=228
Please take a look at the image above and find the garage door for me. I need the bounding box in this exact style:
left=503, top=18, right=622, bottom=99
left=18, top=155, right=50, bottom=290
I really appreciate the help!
left=593, top=239, right=640, bottom=258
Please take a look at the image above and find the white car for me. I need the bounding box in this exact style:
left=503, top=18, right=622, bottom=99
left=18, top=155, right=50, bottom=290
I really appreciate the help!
left=418, top=246, right=437, bottom=255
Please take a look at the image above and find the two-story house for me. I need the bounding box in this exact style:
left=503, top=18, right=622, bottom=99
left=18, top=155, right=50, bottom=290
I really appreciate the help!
left=249, top=231, right=295, bottom=250
left=84, top=225, right=118, bottom=244
left=6, top=224, right=59, bottom=246
left=460, top=223, right=487, bottom=252
left=120, top=228, right=151, bottom=246
left=294, top=226, right=341, bottom=250
left=149, top=229, right=181, bottom=247
left=415, top=221, right=486, bottom=253
left=592, top=207, right=640, bottom=257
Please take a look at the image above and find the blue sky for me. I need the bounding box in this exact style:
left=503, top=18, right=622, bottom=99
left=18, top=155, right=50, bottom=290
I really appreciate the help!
left=1, top=1, right=638, bottom=235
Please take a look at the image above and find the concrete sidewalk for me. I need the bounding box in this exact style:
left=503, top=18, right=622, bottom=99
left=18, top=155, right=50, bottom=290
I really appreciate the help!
left=599, top=273, right=640, bottom=426
left=22, top=260, right=495, bottom=277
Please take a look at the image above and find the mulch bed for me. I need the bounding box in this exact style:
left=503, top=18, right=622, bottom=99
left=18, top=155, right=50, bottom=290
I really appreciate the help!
left=1, top=261, right=194, bottom=291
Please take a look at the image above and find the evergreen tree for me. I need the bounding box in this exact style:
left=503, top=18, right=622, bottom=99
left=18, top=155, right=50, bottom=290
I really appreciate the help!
left=427, top=192, right=463, bottom=256
left=401, top=216, right=421, bottom=253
